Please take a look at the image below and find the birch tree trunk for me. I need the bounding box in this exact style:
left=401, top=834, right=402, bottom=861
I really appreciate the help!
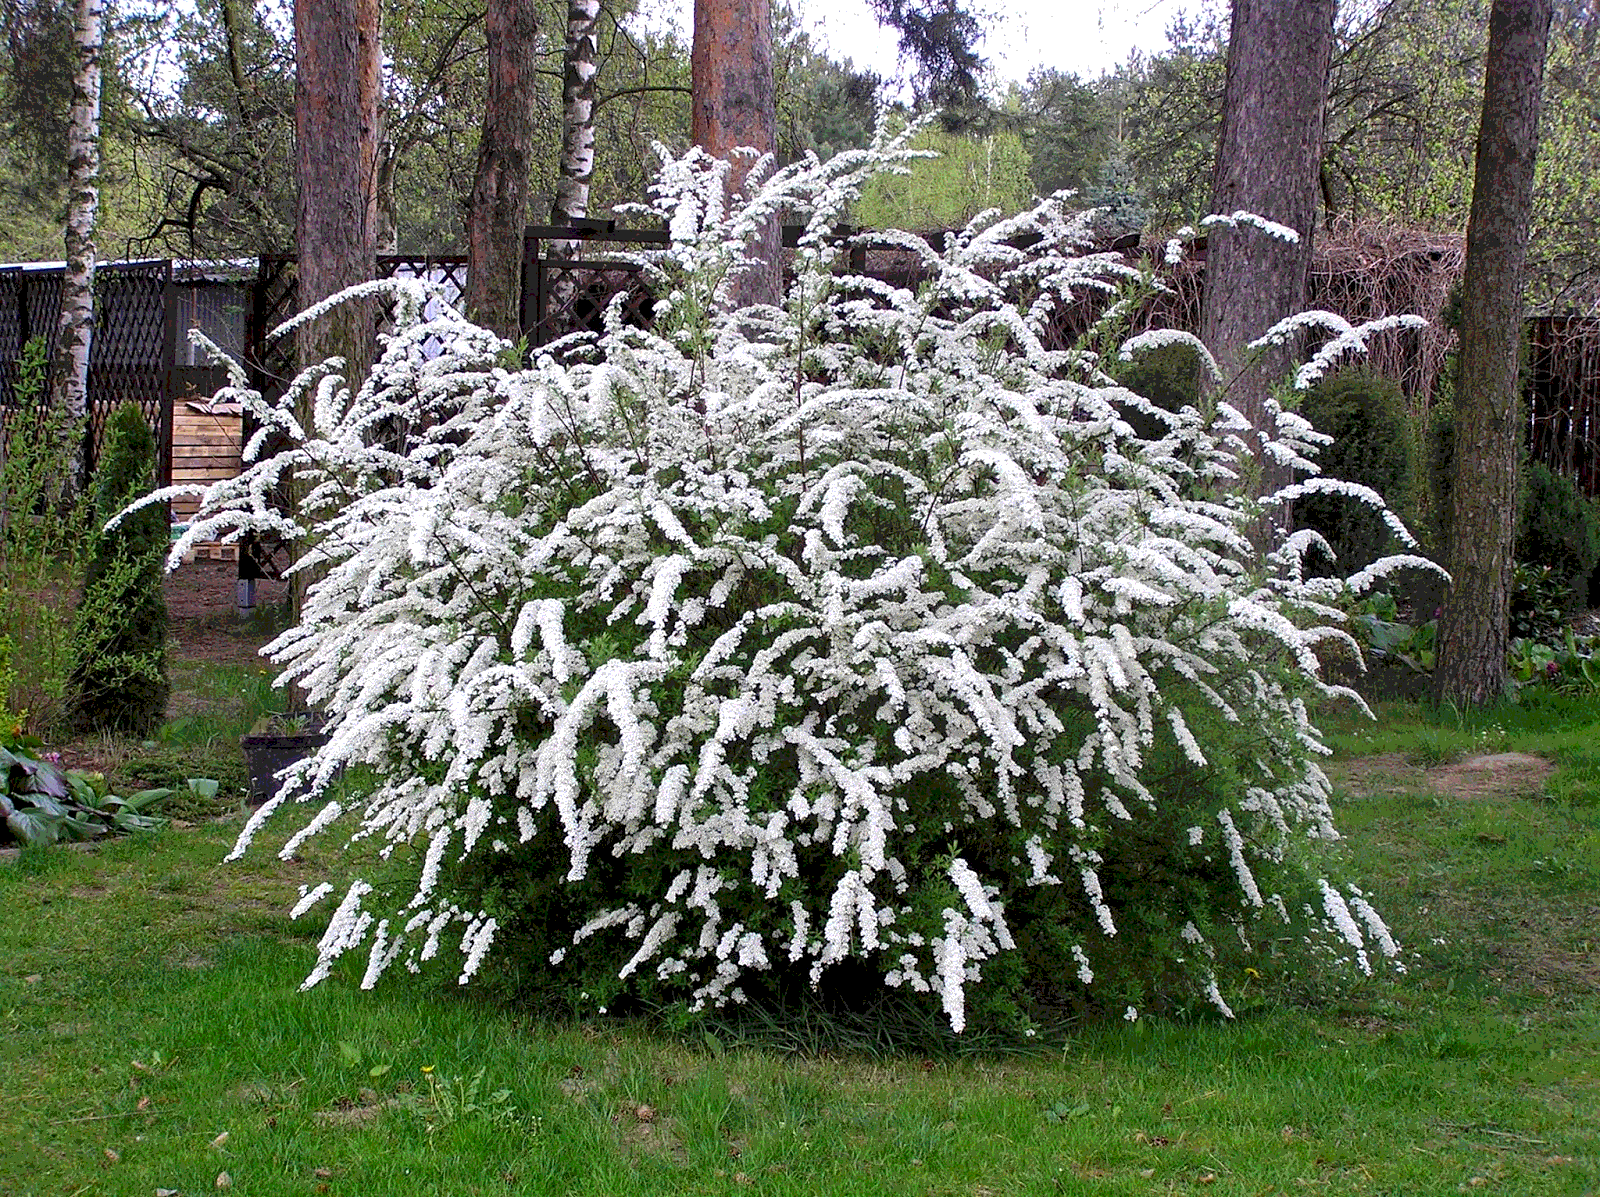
left=48, top=0, right=104, bottom=497
left=552, top=0, right=600, bottom=231
left=692, top=0, right=781, bottom=311
left=1433, top=0, right=1553, bottom=707
left=465, top=0, right=539, bottom=342
left=1198, top=0, right=1335, bottom=508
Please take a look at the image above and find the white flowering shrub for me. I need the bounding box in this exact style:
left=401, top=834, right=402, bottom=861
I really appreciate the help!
left=165, top=131, right=1430, bottom=1032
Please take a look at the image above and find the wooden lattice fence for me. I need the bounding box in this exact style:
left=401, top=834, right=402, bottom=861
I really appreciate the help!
left=0, top=260, right=176, bottom=487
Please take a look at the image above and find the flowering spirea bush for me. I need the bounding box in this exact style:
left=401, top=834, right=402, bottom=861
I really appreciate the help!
left=159, top=130, right=1434, bottom=1031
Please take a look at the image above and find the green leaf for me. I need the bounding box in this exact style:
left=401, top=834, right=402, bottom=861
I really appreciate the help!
left=187, top=778, right=221, bottom=800
left=338, top=1041, right=363, bottom=1067
left=6, top=808, right=61, bottom=846
left=368, top=1063, right=391, bottom=1079
left=17, top=791, right=67, bottom=818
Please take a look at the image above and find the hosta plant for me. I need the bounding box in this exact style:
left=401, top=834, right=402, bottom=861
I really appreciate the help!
left=152, top=132, right=1432, bottom=1031
left=0, top=726, right=214, bottom=847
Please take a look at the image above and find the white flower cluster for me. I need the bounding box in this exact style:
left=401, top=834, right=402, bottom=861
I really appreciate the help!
left=161, top=131, right=1419, bottom=1029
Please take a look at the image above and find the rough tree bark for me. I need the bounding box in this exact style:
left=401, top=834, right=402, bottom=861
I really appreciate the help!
left=1433, top=0, right=1553, bottom=707
left=691, top=0, right=781, bottom=310
left=1198, top=0, right=1336, bottom=504
left=48, top=0, right=103, bottom=496
left=291, top=0, right=380, bottom=694
left=293, top=0, right=381, bottom=372
left=465, top=0, right=539, bottom=342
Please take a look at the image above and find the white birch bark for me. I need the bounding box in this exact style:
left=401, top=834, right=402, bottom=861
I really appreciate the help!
left=552, top=0, right=601, bottom=235
left=49, top=0, right=104, bottom=493
left=546, top=0, right=602, bottom=333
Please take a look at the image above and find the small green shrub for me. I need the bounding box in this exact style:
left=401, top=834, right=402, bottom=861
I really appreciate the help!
left=0, top=335, right=92, bottom=733
left=1295, top=370, right=1415, bottom=572
left=64, top=404, right=170, bottom=737
left=1516, top=461, right=1600, bottom=612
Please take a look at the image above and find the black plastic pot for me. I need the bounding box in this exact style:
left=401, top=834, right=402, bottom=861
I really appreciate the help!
left=240, top=718, right=330, bottom=806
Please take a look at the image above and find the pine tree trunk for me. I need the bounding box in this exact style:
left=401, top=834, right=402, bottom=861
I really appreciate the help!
left=291, top=0, right=381, bottom=705
left=465, top=0, right=538, bottom=342
left=48, top=0, right=104, bottom=497
left=691, top=0, right=781, bottom=311
left=1198, top=0, right=1335, bottom=506
left=1433, top=0, right=1553, bottom=707
left=293, top=0, right=381, bottom=372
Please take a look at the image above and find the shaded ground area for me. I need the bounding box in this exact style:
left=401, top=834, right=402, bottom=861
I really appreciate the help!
left=165, top=557, right=290, bottom=667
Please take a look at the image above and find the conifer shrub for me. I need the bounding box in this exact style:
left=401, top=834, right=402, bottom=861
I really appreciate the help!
left=1294, top=370, right=1415, bottom=573
left=160, top=136, right=1427, bottom=1032
left=65, top=404, right=170, bottom=736
left=1516, top=460, right=1600, bottom=613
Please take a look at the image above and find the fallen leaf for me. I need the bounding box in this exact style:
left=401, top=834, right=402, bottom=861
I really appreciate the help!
left=313, top=1167, right=333, bottom=1179
left=732, top=1173, right=752, bottom=1186
left=137, top=1096, right=151, bottom=1111
left=132, top=1060, right=151, bottom=1073
left=210, top=1131, right=229, bottom=1149
left=1199, top=1174, right=1216, bottom=1185
left=1466, top=1178, right=1489, bottom=1189
left=1546, top=1156, right=1574, bottom=1165
left=215, top=1172, right=232, bottom=1190
left=1139, top=1169, right=1155, bottom=1179
left=23, top=974, right=40, bottom=984
left=634, top=1104, right=656, bottom=1123
left=104, top=1149, right=120, bottom=1163
left=156, top=1189, right=180, bottom=1196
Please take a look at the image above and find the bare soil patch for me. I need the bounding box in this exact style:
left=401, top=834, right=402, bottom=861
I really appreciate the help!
left=164, top=558, right=288, bottom=667
left=1329, top=751, right=1554, bottom=800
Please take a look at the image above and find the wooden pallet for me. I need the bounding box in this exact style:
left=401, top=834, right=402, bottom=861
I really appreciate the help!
left=180, top=541, right=239, bottom=564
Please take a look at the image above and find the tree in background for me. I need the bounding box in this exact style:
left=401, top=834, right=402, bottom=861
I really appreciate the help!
left=867, top=0, right=983, bottom=108
left=853, top=125, right=1033, bottom=233
left=465, top=0, right=538, bottom=339
left=47, top=0, right=104, bottom=496
left=1014, top=68, right=1116, bottom=201
left=64, top=403, right=169, bottom=737
left=691, top=0, right=779, bottom=309
left=1198, top=0, right=1336, bottom=502
left=1433, top=0, right=1554, bottom=707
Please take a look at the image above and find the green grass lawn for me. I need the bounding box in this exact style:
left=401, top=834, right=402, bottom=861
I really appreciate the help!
left=3, top=693, right=1598, bottom=1196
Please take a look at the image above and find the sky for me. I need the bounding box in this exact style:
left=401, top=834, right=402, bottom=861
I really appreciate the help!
left=629, top=0, right=1222, bottom=87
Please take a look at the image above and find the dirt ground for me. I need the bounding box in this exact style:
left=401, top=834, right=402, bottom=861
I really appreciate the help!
left=1327, top=751, right=1556, bottom=801
left=165, top=557, right=290, bottom=666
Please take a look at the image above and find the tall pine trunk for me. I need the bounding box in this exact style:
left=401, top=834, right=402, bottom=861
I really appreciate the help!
left=465, top=0, right=538, bottom=342
left=48, top=0, right=104, bottom=498
left=291, top=0, right=381, bottom=703
left=691, top=0, right=781, bottom=310
left=293, top=0, right=381, bottom=372
left=1433, top=0, right=1553, bottom=707
left=1198, top=0, right=1335, bottom=508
